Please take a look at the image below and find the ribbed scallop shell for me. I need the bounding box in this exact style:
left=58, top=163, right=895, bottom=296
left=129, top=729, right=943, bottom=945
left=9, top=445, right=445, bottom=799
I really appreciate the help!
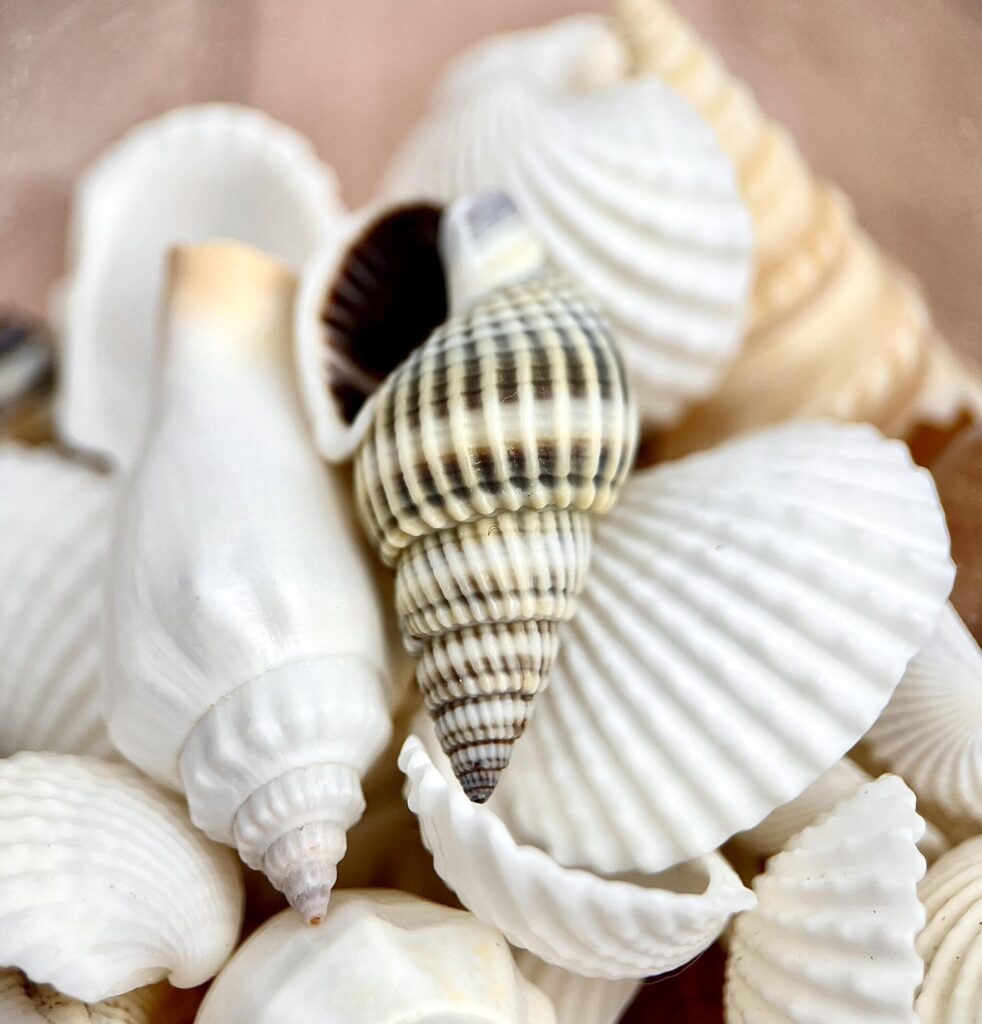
left=493, top=422, right=954, bottom=875
left=381, top=16, right=753, bottom=427
left=197, top=891, right=555, bottom=1024
left=725, top=775, right=926, bottom=1022
left=399, top=726, right=754, bottom=979
left=0, top=444, right=115, bottom=757
left=0, top=753, right=243, bottom=1004
left=0, top=312, right=54, bottom=442
left=513, top=951, right=639, bottom=1024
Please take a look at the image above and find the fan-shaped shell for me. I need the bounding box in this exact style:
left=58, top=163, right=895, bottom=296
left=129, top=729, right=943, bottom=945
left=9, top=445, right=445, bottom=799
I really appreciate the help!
left=382, top=16, right=753, bottom=427
left=197, top=890, right=555, bottom=1023
left=513, top=951, right=639, bottom=1024
left=399, top=725, right=754, bottom=979
left=725, top=775, right=926, bottom=1023
left=0, top=753, right=243, bottom=1004
left=493, top=422, right=953, bottom=875
left=53, top=104, right=342, bottom=469
left=0, top=444, right=115, bottom=757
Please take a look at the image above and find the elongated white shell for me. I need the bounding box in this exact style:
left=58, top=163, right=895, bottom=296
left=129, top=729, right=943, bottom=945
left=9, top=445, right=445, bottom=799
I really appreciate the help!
left=0, top=444, right=114, bottom=757
left=103, top=243, right=393, bottom=925
left=494, top=422, right=954, bottom=875
left=865, top=603, right=982, bottom=822
left=726, top=775, right=926, bottom=1023
left=513, top=951, right=639, bottom=1024
left=197, top=890, right=555, bottom=1023
left=399, top=726, right=754, bottom=979
left=54, top=104, right=342, bottom=468
left=0, top=753, right=243, bottom=1004
left=382, top=16, right=753, bottom=427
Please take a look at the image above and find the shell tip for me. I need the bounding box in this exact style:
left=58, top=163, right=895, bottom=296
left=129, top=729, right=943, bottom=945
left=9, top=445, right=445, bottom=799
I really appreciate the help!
left=452, top=747, right=515, bottom=804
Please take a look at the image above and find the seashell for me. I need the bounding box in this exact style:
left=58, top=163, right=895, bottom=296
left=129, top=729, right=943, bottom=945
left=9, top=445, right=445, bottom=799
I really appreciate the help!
left=725, top=775, right=926, bottom=1023
left=0, top=311, right=54, bottom=443
left=338, top=192, right=638, bottom=802
left=492, top=421, right=954, bottom=875
left=0, top=444, right=115, bottom=757
left=399, top=723, right=755, bottom=979
left=0, top=753, right=243, bottom=1004
left=103, top=242, right=394, bottom=925
left=513, top=951, right=639, bottom=1024
left=381, top=16, right=754, bottom=428
left=196, top=890, right=556, bottom=1023
left=0, top=970, right=201, bottom=1024
left=53, top=103, right=342, bottom=469
left=616, top=0, right=982, bottom=457
left=917, top=835, right=982, bottom=1022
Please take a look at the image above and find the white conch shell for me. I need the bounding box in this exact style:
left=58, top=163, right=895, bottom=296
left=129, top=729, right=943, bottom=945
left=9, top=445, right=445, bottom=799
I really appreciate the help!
left=399, top=723, right=754, bottom=979
left=0, top=753, right=243, bottom=1004
left=864, top=602, right=982, bottom=823
left=54, top=103, right=342, bottom=469
left=725, top=775, right=926, bottom=1023
left=103, top=242, right=393, bottom=924
left=196, top=890, right=555, bottom=1023
left=513, top=951, right=639, bottom=1024
left=493, top=422, right=954, bottom=875
left=0, top=444, right=115, bottom=757
left=381, top=16, right=753, bottom=427
left=917, top=835, right=982, bottom=1022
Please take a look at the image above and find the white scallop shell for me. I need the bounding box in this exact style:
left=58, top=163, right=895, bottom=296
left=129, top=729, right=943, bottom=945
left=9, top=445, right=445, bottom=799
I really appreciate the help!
left=0, top=753, right=243, bottom=1004
left=381, top=16, right=753, bottom=427
left=493, top=422, right=953, bottom=875
left=513, top=951, right=639, bottom=1024
left=399, top=725, right=754, bottom=980
left=0, top=444, right=115, bottom=757
left=725, top=775, right=926, bottom=1023
left=197, top=890, right=555, bottom=1024
left=917, top=835, right=982, bottom=1022
left=864, top=602, right=982, bottom=822
left=53, top=103, right=342, bottom=469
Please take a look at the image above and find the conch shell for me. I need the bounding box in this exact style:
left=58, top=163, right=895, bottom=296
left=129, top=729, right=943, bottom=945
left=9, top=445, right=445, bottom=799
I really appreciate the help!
left=103, top=242, right=393, bottom=924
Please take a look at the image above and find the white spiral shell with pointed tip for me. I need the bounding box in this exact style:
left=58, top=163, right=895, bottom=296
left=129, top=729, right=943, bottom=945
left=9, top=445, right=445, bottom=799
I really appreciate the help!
left=513, top=951, right=639, bottom=1024
left=726, top=775, right=926, bottom=1023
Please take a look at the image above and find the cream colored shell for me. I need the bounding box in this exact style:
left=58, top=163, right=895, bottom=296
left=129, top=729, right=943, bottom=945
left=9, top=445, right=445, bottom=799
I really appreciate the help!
left=513, top=951, right=639, bottom=1024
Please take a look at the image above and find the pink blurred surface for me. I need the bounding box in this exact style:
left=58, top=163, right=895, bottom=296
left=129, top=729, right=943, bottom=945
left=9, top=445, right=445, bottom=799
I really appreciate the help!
left=1, top=0, right=980, bottom=364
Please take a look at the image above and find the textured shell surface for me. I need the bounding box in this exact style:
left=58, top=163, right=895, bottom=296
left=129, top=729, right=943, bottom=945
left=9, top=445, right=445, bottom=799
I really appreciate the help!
left=0, top=444, right=115, bottom=757
left=0, top=753, right=243, bottom=1005
left=725, top=775, right=926, bottom=1024
left=381, top=16, right=753, bottom=428
left=513, top=951, right=639, bottom=1024
left=53, top=103, right=342, bottom=469
left=492, top=421, right=954, bottom=875
left=399, top=723, right=754, bottom=979
left=103, top=242, right=393, bottom=925
left=197, top=890, right=555, bottom=1024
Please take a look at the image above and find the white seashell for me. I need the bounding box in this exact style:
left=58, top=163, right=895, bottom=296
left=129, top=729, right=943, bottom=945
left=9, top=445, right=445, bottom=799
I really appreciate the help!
left=103, top=242, right=394, bottom=925
left=0, top=753, right=243, bottom=1004
left=196, top=890, right=555, bottom=1024
left=493, top=422, right=954, bottom=875
left=53, top=104, right=342, bottom=469
left=864, top=602, right=982, bottom=823
left=399, top=723, right=754, bottom=979
left=917, top=835, right=982, bottom=1022
left=513, top=951, right=639, bottom=1024
left=725, top=775, right=926, bottom=1023
left=381, top=16, right=753, bottom=427
left=0, top=444, right=115, bottom=757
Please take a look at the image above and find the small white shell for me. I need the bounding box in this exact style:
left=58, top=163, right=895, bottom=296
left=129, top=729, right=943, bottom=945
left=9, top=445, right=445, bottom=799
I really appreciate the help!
left=0, top=753, right=243, bottom=1004
left=399, top=726, right=754, bottom=979
left=513, top=951, right=639, bottom=1024
left=54, top=104, right=342, bottom=469
left=381, top=16, right=753, bottom=427
left=0, top=444, right=115, bottom=757
left=494, top=422, right=953, bottom=875
left=725, top=775, right=926, bottom=1023
left=197, top=890, right=555, bottom=1024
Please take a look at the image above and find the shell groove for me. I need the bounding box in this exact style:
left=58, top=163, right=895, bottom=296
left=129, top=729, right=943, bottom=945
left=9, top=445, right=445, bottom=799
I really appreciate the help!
left=494, top=421, right=954, bottom=875
left=513, top=951, right=639, bottom=1024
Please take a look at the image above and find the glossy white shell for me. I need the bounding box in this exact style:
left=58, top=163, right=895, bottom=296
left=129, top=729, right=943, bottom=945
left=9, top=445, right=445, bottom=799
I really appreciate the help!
left=382, top=16, right=753, bottom=427
left=513, top=951, right=639, bottom=1024
left=0, top=444, right=115, bottom=757
left=726, top=775, right=926, bottom=1023
left=197, top=890, right=555, bottom=1024
left=54, top=103, right=342, bottom=469
left=0, top=753, right=243, bottom=1004
left=399, top=725, right=754, bottom=979
left=494, top=422, right=953, bottom=875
